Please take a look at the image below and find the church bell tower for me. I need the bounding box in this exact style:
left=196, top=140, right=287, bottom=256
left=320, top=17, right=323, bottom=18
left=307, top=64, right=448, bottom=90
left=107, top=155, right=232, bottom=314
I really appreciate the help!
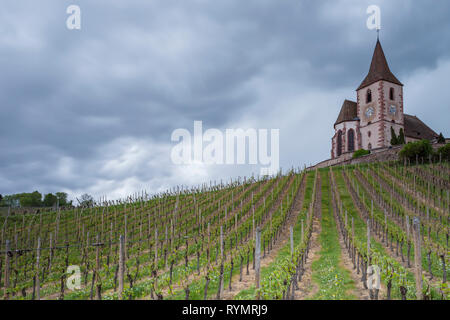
left=356, top=39, right=404, bottom=150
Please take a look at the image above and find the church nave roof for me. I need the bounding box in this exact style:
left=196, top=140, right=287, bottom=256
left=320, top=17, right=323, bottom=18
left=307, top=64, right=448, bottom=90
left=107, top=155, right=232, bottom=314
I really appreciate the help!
left=334, top=99, right=358, bottom=126
left=404, top=114, right=439, bottom=140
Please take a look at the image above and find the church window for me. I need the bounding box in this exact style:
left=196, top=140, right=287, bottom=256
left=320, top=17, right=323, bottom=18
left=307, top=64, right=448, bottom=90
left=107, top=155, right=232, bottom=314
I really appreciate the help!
left=368, top=131, right=371, bottom=137
left=337, top=130, right=343, bottom=157
left=348, top=129, right=355, bottom=152
left=389, top=88, right=394, bottom=100
left=366, top=89, right=372, bottom=103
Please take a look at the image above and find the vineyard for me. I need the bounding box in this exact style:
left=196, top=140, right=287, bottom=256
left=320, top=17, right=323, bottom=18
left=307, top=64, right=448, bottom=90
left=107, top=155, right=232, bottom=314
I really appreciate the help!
left=0, top=161, right=448, bottom=300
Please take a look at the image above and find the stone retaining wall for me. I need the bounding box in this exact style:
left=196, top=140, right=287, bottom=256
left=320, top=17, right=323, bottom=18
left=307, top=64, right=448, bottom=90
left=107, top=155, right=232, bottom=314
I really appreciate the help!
left=310, top=143, right=446, bottom=170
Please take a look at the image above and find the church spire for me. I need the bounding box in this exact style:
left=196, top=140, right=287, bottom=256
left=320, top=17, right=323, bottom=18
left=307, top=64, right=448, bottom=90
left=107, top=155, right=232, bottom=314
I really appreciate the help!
left=357, top=39, right=402, bottom=90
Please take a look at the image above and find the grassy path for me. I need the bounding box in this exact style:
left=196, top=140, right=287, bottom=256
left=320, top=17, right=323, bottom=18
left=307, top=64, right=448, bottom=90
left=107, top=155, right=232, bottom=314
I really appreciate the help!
left=308, top=170, right=356, bottom=300
left=329, top=169, right=371, bottom=300
left=293, top=172, right=322, bottom=299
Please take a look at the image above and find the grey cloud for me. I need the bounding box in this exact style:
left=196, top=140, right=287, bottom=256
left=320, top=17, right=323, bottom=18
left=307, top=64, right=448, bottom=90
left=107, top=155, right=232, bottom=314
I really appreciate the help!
left=0, top=0, right=449, bottom=199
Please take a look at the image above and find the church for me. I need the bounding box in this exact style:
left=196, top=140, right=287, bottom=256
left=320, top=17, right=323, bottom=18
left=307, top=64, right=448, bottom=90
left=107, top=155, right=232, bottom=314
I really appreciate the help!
left=331, top=39, right=439, bottom=159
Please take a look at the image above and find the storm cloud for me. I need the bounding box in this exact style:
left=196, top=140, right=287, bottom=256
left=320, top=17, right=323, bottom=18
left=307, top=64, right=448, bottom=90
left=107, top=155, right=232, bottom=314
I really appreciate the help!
left=1, top=0, right=449, bottom=201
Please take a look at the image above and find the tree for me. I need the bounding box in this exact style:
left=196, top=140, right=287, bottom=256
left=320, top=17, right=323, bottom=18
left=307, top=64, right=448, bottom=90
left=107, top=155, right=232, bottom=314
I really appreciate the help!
left=352, top=149, right=370, bottom=159
left=398, top=128, right=406, bottom=145
left=1, top=195, right=20, bottom=207
left=437, top=132, right=446, bottom=144
left=78, top=193, right=94, bottom=207
left=30, top=191, right=43, bottom=207
left=390, top=127, right=399, bottom=146
left=43, top=193, right=58, bottom=207
left=0, top=194, right=3, bottom=203
left=55, top=192, right=70, bottom=206
left=437, top=143, right=450, bottom=161
left=399, top=140, right=433, bottom=162
left=17, top=191, right=42, bottom=207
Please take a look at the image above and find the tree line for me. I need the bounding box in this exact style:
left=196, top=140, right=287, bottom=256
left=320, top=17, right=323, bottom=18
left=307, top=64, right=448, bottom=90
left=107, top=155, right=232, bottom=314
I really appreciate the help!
left=0, top=191, right=77, bottom=208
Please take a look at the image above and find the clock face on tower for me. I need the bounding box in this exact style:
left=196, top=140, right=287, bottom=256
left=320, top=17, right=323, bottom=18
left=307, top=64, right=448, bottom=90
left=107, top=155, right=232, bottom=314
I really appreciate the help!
left=389, top=104, right=397, bottom=116
left=364, top=106, right=375, bottom=120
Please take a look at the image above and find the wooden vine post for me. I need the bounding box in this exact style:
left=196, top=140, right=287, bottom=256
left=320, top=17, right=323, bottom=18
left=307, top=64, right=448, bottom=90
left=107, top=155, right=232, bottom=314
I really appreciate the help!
left=3, top=240, right=10, bottom=300
left=255, top=227, right=261, bottom=300
left=36, top=237, right=41, bottom=300
left=109, top=222, right=113, bottom=265
left=406, top=216, right=410, bottom=238
left=301, top=220, right=304, bottom=244
left=345, top=211, right=348, bottom=228
left=124, top=214, right=128, bottom=258
left=154, top=228, right=158, bottom=263
left=352, top=218, right=355, bottom=243
left=412, top=217, right=423, bottom=300
left=290, top=226, right=294, bottom=255
left=352, top=217, right=355, bottom=265
left=95, top=234, right=101, bottom=300
left=118, top=235, right=125, bottom=299
left=371, top=200, right=374, bottom=224
left=49, top=233, right=53, bottom=271
left=252, top=206, right=255, bottom=240
left=219, top=226, right=223, bottom=260
left=216, top=226, right=224, bottom=299
left=367, top=219, right=370, bottom=265
left=207, top=222, right=211, bottom=264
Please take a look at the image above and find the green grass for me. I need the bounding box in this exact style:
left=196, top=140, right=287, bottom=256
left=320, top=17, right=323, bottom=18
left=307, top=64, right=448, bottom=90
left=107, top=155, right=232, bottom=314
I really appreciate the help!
left=309, top=170, right=356, bottom=300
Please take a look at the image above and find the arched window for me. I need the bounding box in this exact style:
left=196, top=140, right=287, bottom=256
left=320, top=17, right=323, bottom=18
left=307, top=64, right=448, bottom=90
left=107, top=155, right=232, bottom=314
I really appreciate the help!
left=368, top=131, right=371, bottom=137
left=337, top=130, right=342, bottom=157
left=348, top=129, right=355, bottom=152
left=368, top=143, right=372, bottom=150
left=366, top=89, right=372, bottom=103
left=389, top=88, right=394, bottom=100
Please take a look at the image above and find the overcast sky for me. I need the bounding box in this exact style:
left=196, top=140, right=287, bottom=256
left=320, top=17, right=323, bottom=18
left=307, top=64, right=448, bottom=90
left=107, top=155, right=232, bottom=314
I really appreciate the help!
left=1, top=0, right=449, bottom=202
